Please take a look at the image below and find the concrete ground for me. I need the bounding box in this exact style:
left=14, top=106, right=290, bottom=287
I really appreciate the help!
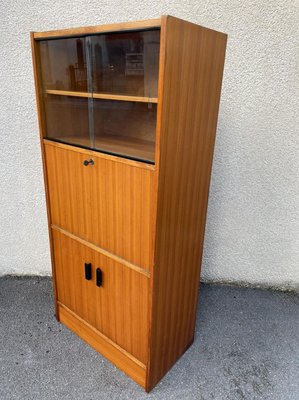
left=0, top=277, right=298, bottom=400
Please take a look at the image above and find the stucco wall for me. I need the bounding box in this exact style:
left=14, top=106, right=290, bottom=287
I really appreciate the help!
left=0, top=1, right=298, bottom=290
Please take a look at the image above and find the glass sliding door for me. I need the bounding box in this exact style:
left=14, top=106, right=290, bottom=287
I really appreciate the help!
left=91, top=30, right=159, bottom=98
left=38, top=36, right=92, bottom=148
left=90, top=29, right=160, bottom=163
left=93, top=100, right=157, bottom=163
left=37, top=29, right=160, bottom=164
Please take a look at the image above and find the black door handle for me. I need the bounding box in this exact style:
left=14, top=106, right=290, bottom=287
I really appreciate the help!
left=84, top=263, right=92, bottom=280
left=96, top=268, right=102, bottom=287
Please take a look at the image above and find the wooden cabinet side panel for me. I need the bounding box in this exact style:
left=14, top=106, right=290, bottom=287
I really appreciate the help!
left=148, top=17, right=227, bottom=389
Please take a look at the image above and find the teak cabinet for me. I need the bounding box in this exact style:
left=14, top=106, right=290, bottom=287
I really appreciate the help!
left=31, top=16, right=227, bottom=391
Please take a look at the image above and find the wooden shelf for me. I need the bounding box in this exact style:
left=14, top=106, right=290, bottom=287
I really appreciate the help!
left=51, top=135, right=155, bottom=163
left=46, top=89, right=158, bottom=104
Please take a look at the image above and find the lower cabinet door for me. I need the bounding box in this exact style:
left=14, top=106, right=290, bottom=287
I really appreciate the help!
left=52, top=229, right=149, bottom=363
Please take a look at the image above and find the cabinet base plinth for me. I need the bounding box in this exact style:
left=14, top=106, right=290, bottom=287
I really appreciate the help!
left=58, top=303, right=147, bottom=388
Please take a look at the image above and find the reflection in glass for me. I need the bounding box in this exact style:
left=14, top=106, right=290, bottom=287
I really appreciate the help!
left=39, top=37, right=87, bottom=91
left=91, top=30, right=160, bottom=97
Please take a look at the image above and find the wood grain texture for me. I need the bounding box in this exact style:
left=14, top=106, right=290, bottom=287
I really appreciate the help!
left=58, top=304, right=147, bottom=387
left=53, top=229, right=149, bottom=363
left=46, top=89, right=158, bottom=104
left=147, top=16, right=227, bottom=390
left=45, top=142, right=155, bottom=270
left=33, top=18, right=161, bottom=39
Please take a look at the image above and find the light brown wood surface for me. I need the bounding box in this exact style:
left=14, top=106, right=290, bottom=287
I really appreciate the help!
left=147, top=16, right=227, bottom=390
left=46, top=89, right=158, bottom=104
left=53, top=229, right=149, bottom=363
left=45, top=141, right=155, bottom=270
left=58, top=304, right=147, bottom=387
left=33, top=18, right=161, bottom=39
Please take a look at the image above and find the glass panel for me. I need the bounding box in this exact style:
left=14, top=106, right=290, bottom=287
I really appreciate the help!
left=93, top=100, right=157, bottom=163
left=37, top=30, right=160, bottom=164
left=43, top=95, right=89, bottom=147
left=38, top=37, right=91, bottom=146
left=90, top=29, right=160, bottom=163
left=91, top=30, right=160, bottom=97
left=39, top=37, right=88, bottom=91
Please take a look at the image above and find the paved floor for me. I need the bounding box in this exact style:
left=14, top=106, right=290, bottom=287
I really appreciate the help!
left=0, top=277, right=298, bottom=400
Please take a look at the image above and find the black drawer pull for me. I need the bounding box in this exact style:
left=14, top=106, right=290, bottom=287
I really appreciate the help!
left=84, top=263, right=92, bottom=280
left=96, top=268, right=102, bottom=287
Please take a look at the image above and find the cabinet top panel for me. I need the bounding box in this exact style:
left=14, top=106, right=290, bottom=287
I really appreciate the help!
left=32, top=17, right=162, bottom=40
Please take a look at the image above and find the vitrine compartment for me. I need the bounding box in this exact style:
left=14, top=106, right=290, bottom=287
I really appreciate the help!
left=44, top=96, right=156, bottom=162
left=38, top=29, right=160, bottom=163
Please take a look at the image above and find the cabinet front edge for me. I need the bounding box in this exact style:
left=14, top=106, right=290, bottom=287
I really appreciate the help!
left=32, top=17, right=162, bottom=39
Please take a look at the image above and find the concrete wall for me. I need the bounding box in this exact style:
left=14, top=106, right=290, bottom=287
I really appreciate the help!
left=0, top=1, right=298, bottom=290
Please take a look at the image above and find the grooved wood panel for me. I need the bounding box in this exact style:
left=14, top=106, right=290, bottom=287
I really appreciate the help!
left=58, top=304, right=147, bottom=387
left=45, top=142, right=154, bottom=270
left=147, top=16, right=227, bottom=389
left=53, top=229, right=149, bottom=363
